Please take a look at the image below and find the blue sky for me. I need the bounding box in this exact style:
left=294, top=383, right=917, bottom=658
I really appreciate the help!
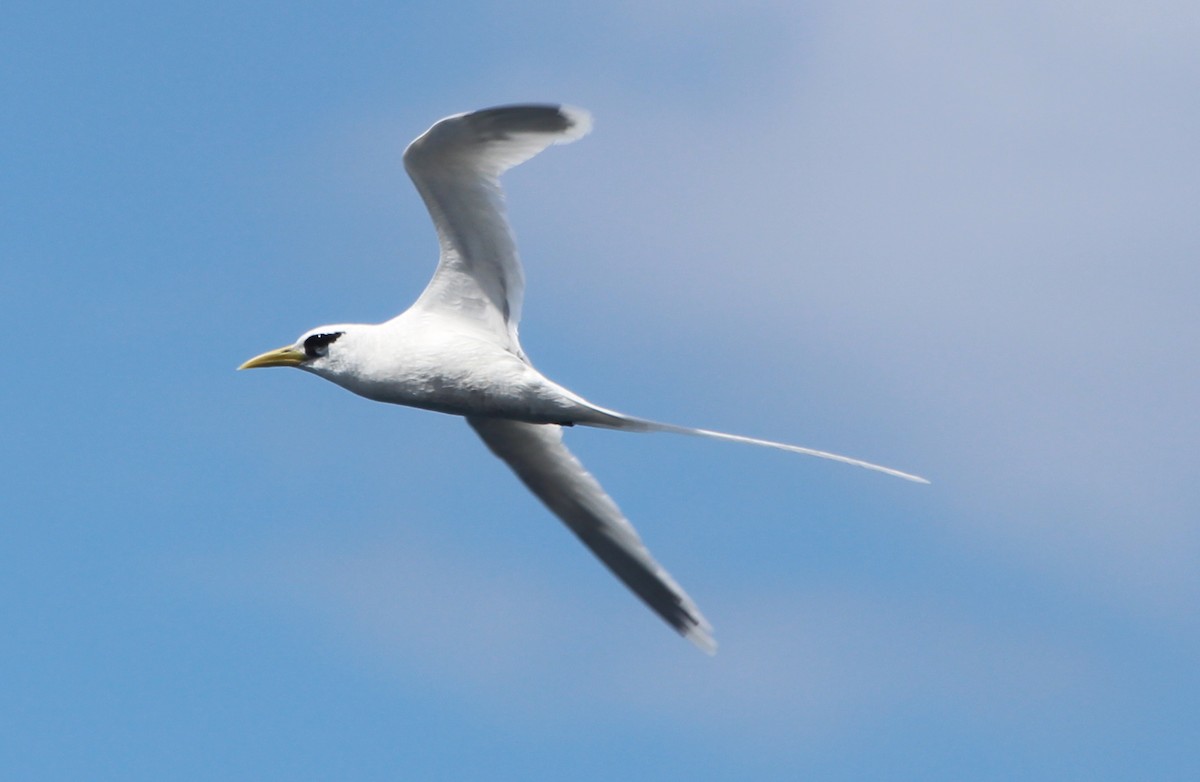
left=4, top=1, right=1198, bottom=779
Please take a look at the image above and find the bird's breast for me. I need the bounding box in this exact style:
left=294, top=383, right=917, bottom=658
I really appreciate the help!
left=332, top=338, right=585, bottom=424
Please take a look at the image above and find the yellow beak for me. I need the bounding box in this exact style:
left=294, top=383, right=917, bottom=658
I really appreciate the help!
left=238, top=346, right=307, bottom=370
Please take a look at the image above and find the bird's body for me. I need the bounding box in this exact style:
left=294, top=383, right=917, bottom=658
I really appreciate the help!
left=241, top=104, right=926, bottom=653
left=297, top=312, right=595, bottom=423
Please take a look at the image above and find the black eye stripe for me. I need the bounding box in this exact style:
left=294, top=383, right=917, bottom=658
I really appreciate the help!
left=303, top=332, right=343, bottom=358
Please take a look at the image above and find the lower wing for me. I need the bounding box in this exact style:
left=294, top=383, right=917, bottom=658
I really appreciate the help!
left=467, top=416, right=716, bottom=653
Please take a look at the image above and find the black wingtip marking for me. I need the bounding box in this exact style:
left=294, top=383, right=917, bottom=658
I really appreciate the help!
left=467, top=104, right=574, bottom=140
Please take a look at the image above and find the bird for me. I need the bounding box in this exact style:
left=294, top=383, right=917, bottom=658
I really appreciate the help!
left=240, top=104, right=927, bottom=653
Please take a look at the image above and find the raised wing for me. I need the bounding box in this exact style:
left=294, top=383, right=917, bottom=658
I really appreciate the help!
left=403, top=104, right=592, bottom=350
left=468, top=416, right=716, bottom=653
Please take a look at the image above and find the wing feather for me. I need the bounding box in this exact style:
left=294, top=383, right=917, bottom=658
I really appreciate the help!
left=403, top=104, right=591, bottom=349
left=467, top=416, right=716, bottom=653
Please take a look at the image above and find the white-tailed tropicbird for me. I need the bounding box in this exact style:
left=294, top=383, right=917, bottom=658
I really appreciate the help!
left=240, top=104, right=927, bottom=653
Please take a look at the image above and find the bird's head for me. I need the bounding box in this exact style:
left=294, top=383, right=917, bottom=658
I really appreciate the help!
left=239, top=325, right=359, bottom=376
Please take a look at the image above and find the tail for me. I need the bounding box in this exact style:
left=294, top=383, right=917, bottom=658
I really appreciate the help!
left=576, top=408, right=930, bottom=485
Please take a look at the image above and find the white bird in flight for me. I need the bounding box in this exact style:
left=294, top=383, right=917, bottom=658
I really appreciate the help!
left=240, top=104, right=927, bottom=653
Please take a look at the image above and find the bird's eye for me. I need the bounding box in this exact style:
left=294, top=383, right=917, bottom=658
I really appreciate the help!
left=303, top=332, right=343, bottom=358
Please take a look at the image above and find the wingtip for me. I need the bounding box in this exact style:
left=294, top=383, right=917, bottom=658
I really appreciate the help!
left=679, top=609, right=717, bottom=655
left=557, top=104, right=593, bottom=142
left=687, top=628, right=718, bottom=655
